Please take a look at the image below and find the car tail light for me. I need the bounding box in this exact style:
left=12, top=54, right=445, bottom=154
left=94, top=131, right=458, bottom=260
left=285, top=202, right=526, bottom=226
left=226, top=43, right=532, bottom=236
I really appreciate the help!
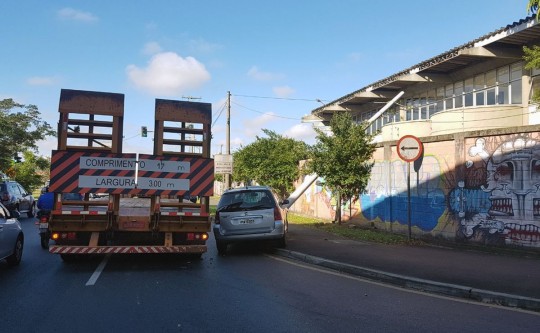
left=274, top=206, right=282, bottom=221
left=214, top=211, right=220, bottom=224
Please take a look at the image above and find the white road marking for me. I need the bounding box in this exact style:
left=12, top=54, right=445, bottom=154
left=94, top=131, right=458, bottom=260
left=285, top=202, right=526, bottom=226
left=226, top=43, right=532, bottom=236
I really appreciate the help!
left=86, top=254, right=111, bottom=286
left=265, top=254, right=540, bottom=316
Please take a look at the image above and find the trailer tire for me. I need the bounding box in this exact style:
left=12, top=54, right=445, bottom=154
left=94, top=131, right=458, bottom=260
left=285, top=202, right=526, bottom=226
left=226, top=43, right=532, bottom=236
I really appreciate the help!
left=40, top=235, right=49, bottom=249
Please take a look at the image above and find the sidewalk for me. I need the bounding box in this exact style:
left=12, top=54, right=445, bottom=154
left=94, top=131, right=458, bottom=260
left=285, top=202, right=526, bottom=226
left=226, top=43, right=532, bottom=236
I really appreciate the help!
left=274, top=223, right=540, bottom=312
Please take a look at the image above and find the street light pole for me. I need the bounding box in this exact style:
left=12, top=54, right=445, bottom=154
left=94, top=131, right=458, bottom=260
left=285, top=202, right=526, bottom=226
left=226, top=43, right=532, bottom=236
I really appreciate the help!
left=225, top=91, right=231, bottom=188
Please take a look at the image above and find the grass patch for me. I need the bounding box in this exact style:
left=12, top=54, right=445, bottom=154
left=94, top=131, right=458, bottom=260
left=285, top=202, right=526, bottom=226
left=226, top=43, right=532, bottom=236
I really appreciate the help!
left=288, top=212, right=420, bottom=245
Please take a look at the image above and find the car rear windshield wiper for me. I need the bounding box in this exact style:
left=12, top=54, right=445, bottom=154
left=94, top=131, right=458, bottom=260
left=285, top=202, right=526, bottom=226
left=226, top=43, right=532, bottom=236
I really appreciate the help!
left=217, top=201, right=243, bottom=212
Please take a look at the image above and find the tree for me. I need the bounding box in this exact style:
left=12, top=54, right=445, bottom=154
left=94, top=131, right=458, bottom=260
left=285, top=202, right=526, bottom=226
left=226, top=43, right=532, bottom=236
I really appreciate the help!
left=6, top=151, right=50, bottom=192
left=306, top=112, right=376, bottom=224
left=232, top=129, right=310, bottom=200
left=0, top=99, right=55, bottom=172
left=528, top=0, right=539, bottom=19
left=524, top=2, right=540, bottom=102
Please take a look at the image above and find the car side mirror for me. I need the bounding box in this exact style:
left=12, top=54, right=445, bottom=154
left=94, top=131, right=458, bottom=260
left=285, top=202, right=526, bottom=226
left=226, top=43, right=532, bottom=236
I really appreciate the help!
left=10, top=210, right=20, bottom=219
left=280, top=199, right=289, bottom=205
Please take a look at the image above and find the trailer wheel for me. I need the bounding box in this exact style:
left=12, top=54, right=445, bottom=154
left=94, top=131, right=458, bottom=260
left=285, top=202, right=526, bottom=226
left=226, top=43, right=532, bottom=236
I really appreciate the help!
left=40, top=235, right=49, bottom=249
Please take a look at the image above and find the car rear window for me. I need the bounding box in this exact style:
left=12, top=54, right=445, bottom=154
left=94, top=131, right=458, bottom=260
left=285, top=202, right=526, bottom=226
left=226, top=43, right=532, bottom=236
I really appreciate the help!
left=218, top=190, right=275, bottom=212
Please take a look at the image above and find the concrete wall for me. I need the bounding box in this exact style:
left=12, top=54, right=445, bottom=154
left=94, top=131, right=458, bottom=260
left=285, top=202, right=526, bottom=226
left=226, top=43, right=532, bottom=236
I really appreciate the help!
left=289, top=124, right=540, bottom=249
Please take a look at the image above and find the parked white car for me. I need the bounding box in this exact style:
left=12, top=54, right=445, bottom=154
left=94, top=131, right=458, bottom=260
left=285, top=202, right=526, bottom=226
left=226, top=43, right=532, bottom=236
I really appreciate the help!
left=0, top=202, right=23, bottom=267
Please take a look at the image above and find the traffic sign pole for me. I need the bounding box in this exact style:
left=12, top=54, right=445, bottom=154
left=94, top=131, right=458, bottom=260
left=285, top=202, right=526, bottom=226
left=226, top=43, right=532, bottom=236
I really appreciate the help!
left=407, top=162, right=411, bottom=241
left=396, top=135, right=423, bottom=241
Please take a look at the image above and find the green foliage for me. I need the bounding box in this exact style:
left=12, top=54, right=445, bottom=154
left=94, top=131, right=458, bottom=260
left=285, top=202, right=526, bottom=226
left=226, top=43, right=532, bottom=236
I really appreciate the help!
left=232, top=129, right=310, bottom=199
left=524, top=45, right=540, bottom=103
left=528, top=0, right=539, bottom=19
left=0, top=99, right=56, bottom=171
left=8, top=151, right=50, bottom=191
left=524, top=45, right=540, bottom=70
left=306, top=112, right=376, bottom=202
left=214, top=173, right=224, bottom=182
left=288, top=213, right=413, bottom=245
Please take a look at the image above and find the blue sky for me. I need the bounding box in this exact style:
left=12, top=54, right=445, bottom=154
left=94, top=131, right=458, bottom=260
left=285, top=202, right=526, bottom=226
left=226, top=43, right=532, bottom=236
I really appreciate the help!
left=0, top=1, right=530, bottom=157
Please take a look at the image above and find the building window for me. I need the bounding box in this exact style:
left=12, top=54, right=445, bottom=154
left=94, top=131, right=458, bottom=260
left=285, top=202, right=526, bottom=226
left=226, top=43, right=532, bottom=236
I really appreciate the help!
left=510, top=62, right=522, bottom=104
left=436, top=87, right=445, bottom=113
left=474, top=73, right=485, bottom=106
left=445, top=84, right=454, bottom=109
left=454, top=81, right=463, bottom=108
left=358, top=62, right=524, bottom=131
left=497, top=66, right=509, bottom=104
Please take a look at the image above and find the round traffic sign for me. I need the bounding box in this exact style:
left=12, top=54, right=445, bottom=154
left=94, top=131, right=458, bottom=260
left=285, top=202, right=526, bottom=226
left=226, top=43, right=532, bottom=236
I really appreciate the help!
left=397, top=135, right=423, bottom=162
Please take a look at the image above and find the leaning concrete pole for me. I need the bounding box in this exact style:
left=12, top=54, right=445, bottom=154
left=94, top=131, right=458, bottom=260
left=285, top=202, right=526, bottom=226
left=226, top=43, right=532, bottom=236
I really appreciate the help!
left=284, top=91, right=404, bottom=209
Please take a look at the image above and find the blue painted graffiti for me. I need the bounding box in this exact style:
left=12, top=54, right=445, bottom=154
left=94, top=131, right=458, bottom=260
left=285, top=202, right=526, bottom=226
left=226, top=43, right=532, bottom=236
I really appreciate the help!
left=360, top=190, right=445, bottom=231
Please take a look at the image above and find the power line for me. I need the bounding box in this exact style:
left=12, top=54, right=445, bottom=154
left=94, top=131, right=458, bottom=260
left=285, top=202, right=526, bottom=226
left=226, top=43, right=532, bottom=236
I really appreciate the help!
left=212, top=101, right=227, bottom=128
left=233, top=93, right=329, bottom=103
left=232, top=101, right=301, bottom=120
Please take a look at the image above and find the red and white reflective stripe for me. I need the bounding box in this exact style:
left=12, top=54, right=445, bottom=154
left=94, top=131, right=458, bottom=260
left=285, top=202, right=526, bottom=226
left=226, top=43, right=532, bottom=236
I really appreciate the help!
left=160, top=212, right=207, bottom=217
left=52, top=210, right=107, bottom=215
left=49, top=245, right=206, bottom=254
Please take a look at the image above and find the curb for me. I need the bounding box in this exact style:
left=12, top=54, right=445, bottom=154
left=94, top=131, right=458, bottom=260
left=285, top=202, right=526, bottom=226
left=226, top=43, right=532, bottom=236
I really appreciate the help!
left=274, top=248, right=540, bottom=312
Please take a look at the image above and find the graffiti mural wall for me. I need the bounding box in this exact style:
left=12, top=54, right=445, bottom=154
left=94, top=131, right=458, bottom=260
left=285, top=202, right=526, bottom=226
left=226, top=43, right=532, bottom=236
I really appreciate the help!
left=360, top=141, right=451, bottom=235
left=452, top=134, right=540, bottom=248
left=289, top=129, right=540, bottom=249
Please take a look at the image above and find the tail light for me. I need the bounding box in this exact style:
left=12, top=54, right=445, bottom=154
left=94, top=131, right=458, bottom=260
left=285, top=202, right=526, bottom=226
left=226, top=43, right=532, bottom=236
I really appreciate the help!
left=40, top=216, right=48, bottom=223
left=186, top=233, right=208, bottom=241
left=52, top=232, right=77, bottom=240
left=214, top=211, right=220, bottom=224
left=274, top=206, right=282, bottom=221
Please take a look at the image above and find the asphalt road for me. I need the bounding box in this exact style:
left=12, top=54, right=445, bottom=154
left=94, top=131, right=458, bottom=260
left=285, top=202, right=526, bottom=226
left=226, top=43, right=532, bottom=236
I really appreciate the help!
left=1, top=216, right=540, bottom=333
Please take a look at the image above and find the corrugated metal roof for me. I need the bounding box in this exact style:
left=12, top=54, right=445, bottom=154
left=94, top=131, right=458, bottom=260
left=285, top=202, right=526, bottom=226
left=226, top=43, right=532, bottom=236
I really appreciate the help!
left=314, top=16, right=540, bottom=116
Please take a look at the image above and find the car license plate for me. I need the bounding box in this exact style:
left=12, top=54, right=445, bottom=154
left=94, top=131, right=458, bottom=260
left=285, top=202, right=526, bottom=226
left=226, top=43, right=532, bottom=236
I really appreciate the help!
left=239, top=218, right=255, bottom=224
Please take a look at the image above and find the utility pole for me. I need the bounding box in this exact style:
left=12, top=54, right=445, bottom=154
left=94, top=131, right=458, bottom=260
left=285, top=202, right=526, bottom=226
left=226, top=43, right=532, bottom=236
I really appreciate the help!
left=225, top=91, right=231, bottom=189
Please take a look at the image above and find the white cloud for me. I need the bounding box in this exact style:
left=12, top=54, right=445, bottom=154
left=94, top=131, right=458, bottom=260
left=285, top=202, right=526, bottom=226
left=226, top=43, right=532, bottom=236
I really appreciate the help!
left=27, top=76, right=58, bottom=86
left=273, top=85, right=295, bottom=98
left=57, top=8, right=98, bottom=22
left=126, top=52, right=211, bottom=96
left=142, top=42, right=162, bottom=55
left=243, top=113, right=276, bottom=138
left=247, top=66, right=284, bottom=81
left=283, top=123, right=317, bottom=143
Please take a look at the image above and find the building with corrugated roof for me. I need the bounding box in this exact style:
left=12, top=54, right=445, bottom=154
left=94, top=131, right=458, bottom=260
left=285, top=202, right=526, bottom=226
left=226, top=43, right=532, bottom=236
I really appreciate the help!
left=294, top=16, right=540, bottom=249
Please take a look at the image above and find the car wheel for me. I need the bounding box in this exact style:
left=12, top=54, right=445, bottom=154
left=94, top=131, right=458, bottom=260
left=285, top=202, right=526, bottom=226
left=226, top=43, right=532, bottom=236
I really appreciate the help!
left=27, top=203, right=36, bottom=218
left=277, top=234, right=287, bottom=248
left=216, top=241, right=228, bottom=255
left=6, top=235, right=24, bottom=266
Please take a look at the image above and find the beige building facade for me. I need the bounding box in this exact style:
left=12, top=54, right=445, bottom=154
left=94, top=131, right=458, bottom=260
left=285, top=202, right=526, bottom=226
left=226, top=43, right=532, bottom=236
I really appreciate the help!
left=291, top=16, right=540, bottom=249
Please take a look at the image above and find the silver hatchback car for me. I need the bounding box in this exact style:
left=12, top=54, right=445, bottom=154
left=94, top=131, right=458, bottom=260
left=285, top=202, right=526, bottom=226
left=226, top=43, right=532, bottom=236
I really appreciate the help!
left=213, top=186, right=288, bottom=255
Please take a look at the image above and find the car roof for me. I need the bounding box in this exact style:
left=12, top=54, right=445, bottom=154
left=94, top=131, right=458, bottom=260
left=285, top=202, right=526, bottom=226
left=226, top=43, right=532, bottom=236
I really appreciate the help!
left=223, top=186, right=272, bottom=194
